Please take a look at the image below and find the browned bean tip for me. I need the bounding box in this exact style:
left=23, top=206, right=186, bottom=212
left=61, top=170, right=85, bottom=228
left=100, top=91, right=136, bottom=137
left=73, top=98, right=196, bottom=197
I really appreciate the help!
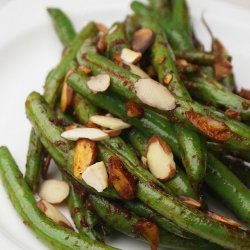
left=133, top=219, right=160, bottom=250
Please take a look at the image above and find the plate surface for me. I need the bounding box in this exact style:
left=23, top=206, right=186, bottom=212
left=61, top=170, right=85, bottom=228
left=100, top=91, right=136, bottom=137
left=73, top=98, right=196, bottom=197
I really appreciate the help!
left=0, top=0, right=250, bottom=249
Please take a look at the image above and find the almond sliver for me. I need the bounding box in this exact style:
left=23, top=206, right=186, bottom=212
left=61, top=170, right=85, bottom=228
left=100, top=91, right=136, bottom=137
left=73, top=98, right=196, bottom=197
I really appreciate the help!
left=146, top=136, right=176, bottom=181
left=87, top=74, right=110, bottom=93
left=61, top=128, right=109, bottom=141
left=90, top=115, right=131, bottom=130
left=38, top=179, right=69, bottom=204
left=134, top=78, right=176, bottom=111
left=125, top=63, right=150, bottom=79
left=82, top=161, right=108, bottom=192
left=121, top=48, right=142, bottom=64
left=73, top=139, right=97, bottom=179
left=37, top=199, right=73, bottom=229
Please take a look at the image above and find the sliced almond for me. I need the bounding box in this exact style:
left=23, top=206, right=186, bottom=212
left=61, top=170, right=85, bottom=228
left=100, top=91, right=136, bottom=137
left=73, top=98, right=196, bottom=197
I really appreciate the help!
left=132, top=28, right=155, bottom=53
left=90, top=115, right=131, bottom=130
left=179, top=196, right=201, bottom=208
left=126, top=100, right=144, bottom=118
left=37, top=199, right=73, bottom=229
left=64, top=124, right=77, bottom=131
left=103, top=129, right=122, bottom=138
left=96, top=33, right=107, bottom=54
left=107, top=156, right=137, bottom=200
left=60, top=82, right=74, bottom=112
left=121, top=48, right=142, bottom=64
left=38, top=179, right=69, bottom=204
left=73, top=139, right=97, bottom=179
left=134, top=78, right=176, bottom=111
left=61, top=128, right=109, bottom=141
left=82, top=161, right=108, bottom=192
left=185, top=110, right=233, bottom=141
left=163, top=73, right=173, bottom=85
left=125, top=63, right=150, bottom=78
left=146, top=136, right=176, bottom=181
left=208, top=211, right=243, bottom=229
left=86, top=74, right=110, bottom=93
left=96, top=23, right=108, bottom=33
left=108, top=24, right=118, bottom=35
left=133, top=219, right=160, bottom=250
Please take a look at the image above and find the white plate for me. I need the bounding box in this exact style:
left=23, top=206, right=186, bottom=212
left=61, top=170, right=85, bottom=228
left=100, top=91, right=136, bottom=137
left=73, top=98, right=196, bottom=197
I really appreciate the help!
left=0, top=0, right=250, bottom=249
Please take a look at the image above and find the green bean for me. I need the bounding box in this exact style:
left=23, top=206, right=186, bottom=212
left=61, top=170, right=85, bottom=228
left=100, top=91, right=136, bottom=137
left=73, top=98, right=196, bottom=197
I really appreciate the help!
left=25, top=92, right=250, bottom=248
left=67, top=74, right=250, bottom=224
left=124, top=15, right=139, bottom=41
left=220, top=156, right=250, bottom=188
left=77, top=53, right=250, bottom=153
left=105, top=22, right=129, bottom=60
left=0, top=146, right=118, bottom=250
left=185, top=74, right=250, bottom=121
left=44, top=22, right=98, bottom=106
left=89, top=194, right=222, bottom=250
left=123, top=200, right=194, bottom=239
left=206, top=153, right=250, bottom=224
left=174, top=50, right=215, bottom=65
left=73, top=94, right=98, bottom=124
left=128, top=128, right=202, bottom=196
left=25, top=92, right=119, bottom=199
left=25, top=129, right=43, bottom=192
left=25, top=16, right=78, bottom=194
left=47, top=8, right=76, bottom=47
left=98, top=145, right=249, bottom=249
left=67, top=185, right=104, bottom=241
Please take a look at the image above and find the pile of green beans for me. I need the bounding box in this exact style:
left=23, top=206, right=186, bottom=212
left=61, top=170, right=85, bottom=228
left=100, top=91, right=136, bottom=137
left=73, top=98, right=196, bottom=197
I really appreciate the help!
left=0, top=2, right=250, bottom=250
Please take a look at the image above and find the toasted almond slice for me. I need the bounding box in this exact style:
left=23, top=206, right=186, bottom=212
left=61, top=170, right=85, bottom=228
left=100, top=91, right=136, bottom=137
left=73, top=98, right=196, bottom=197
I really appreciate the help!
left=134, top=79, right=176, bottom=111
left=86, top=74, right=110, bottom=93
left=61, top=128, right=109, bottom=141
left=125, top=63, right=150, bottom=78
left=208, top=211, right=242, bottom=228
left=103, top=129, right=122, bottom=138
left=179, top=196, right=201, bottom=208
left=126, top=100, right=144, bottom=118
left=96, top=23, right=108, bottom=33
left=134, top=219, right=160, bottom=250
left=64, top=124, right=77, bottom=131
left=90, top=115, right=131, bottom=130
left=60, top=82, right=74, bottom=112
left=121, top=48, right=142, bottom=64
left=107, top=156, right=137, bottom=200
left=82, top=161, right=108, bottom=192
left=38, top=179, right=69, bottom=204
left=132, top=28, right=155, bottom=53
left=74, top=139, right=97, bottom=179
left=146, top=136, right=176, bottom=181
left=37, top=199, right=73, bottom=229
left=77, top=65, right=92, bottom=75
left=185, top=110, right=233, bottom=141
